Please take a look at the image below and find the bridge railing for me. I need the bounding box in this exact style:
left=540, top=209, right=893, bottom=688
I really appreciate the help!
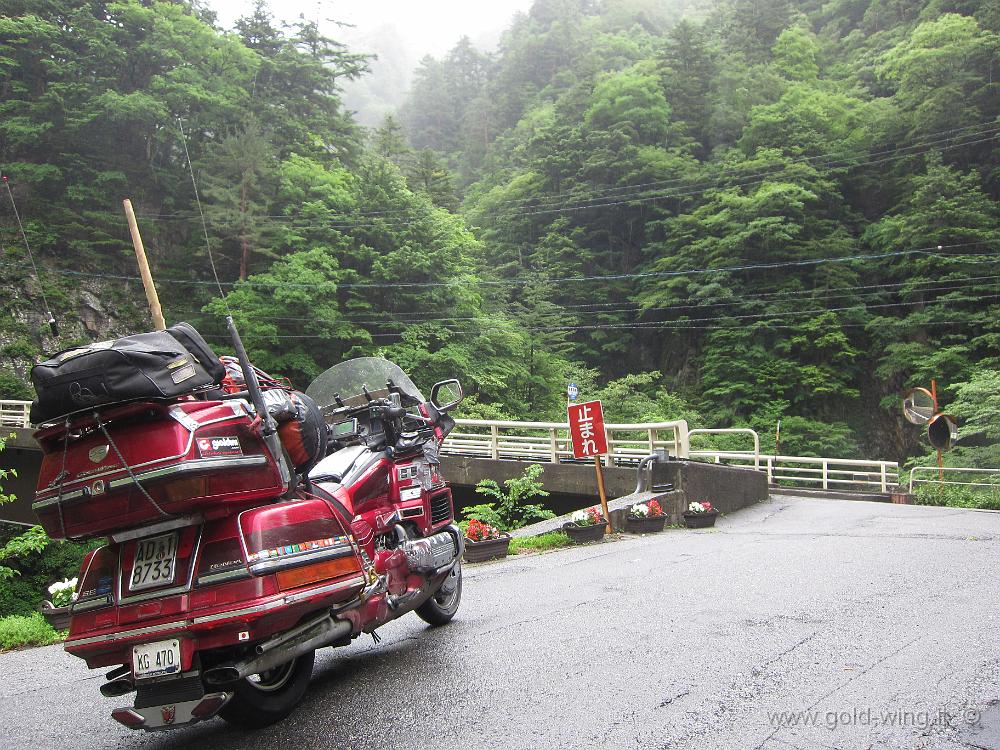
left=689, top=428, right=760, bottom=470
left=908, top=466, right=1000, bottom=492
left=0, top=400, right=31, bottom=428
left=690, top=449, right=899, bottom=492
left=4, top=399, right=900, bottom=492
left=444, top=418, right=690, bottom=466
left=446, top=418, right=898, bottom=492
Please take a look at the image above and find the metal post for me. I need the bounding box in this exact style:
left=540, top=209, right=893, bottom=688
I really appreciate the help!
left=822, top=460, right=829, bottom=489
left=490, top=425, right=499, bottom=460
left=880, top=462, right=887, bottom=493
left=549, top=428, right=558, bottom=463
left=648, top=428, right=655, bottom=455
left=767, top=456, right=773, bottom=483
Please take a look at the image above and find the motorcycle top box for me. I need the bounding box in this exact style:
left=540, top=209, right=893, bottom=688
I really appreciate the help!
left=32, top=398, right=286, bottom=540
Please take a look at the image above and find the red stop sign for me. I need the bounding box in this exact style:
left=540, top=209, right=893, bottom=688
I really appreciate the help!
left=568, top=400, right=608, bottom=459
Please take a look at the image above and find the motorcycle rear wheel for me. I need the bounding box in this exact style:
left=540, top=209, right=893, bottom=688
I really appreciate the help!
left=415, top=561, right=462, bottom=626
left=218, top=649, right=315, bottom=729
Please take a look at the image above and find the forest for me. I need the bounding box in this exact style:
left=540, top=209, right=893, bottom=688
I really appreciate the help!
left=1, top=0, right=998, bottom=468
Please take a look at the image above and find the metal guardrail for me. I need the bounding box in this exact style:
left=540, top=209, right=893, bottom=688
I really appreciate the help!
left=689, top=427, right=761, bottom=470
left=690, top=449, right=899, bottom=493
left=0, top=400, right=31, bottom=428
left=445, top=418, right=691, bottom=466
left=909, top=466, right=1000, bottom=492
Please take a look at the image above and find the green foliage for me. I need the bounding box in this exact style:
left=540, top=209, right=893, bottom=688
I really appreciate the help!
left=509, top=531, right=572, bottom=554
left=0, top=524, right=97, bottom=617
left=913, top=482, right=1000, bottom=510
left=0, top=612, right=61, bottom=651
left=584, top=68, right=672, bottom=143
left=466, top=464, right=555, bottom=532
left=590, top=371, right=702, bottom=424
left=0, top=370, right=32, bottom=400
left=0, top=526, right=49, bottom=582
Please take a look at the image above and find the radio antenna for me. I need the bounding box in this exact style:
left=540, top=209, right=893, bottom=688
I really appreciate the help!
left=174, top=118, right=291, bottom=488
left=3, top=175, right=58, bottom=336
left=176, top=117, right=231, bottom=314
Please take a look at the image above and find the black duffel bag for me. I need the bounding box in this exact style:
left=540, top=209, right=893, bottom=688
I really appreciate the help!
left=30, top=323, right=224, bottom=423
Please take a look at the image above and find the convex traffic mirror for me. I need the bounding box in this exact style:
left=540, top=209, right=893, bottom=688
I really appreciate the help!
left=927, top=414, right=958, bottom=451
left=902, top=387, right=936, bottom=425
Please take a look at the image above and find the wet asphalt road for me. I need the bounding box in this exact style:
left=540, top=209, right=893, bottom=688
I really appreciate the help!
left=3, top=494, right=1000, bottom=750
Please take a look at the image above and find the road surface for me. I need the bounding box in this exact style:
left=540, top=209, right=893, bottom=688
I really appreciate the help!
left=2, top=495, right=999, bottom=749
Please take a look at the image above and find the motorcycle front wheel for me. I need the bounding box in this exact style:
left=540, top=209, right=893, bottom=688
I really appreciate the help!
left=415, top=560, right=462, bottom=626
left=218, top=649, right=315, bottom=729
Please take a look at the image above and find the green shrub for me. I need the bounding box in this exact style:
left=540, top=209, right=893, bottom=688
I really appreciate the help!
left=913, top=483, right=1000, bottom=510
left=465, top=463, right=554, bottom=532
left=0, top=524, right=99, bottom=617
left=0, top=612, right=62, bottom=650
left=0, top=368, right=32, bottom=400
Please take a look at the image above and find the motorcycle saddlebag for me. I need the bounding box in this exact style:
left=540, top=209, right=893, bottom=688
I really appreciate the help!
left=30, top=326, right=222, bottom=424
left=32, top=399, right=286, bottom=540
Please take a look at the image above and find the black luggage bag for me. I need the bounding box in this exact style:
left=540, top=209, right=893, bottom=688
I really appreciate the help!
left=30, top=323, right=224, bottom=424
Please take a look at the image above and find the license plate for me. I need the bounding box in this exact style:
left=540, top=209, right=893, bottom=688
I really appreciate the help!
left=132, top=638, right=181, bottom=679
left=129, top=532, right=178, bottom=592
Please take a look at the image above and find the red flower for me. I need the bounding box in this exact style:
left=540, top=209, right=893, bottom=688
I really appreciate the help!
left=466, top=519, right=500, bottom=542
left=647, top=499, right=663, bottom=517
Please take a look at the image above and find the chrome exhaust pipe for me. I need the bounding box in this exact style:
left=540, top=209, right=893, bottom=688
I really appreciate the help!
left=203, top=613, right=353, bottom=686
left=100, top=676, right=136, bottom=698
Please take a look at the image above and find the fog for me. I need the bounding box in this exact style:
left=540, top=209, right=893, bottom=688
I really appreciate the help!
left=206, top=0, right=536, bottom=125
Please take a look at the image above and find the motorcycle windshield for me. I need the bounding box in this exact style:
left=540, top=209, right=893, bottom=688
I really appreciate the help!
left=306, top=357, right=425, bottom=411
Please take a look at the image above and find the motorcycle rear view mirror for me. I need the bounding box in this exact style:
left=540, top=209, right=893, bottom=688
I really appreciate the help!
left=927, top=413, right=958, bottom=450
left=330, top=417, right=359, bottom=441
left=430, top=379, right=464, bottom=412
left=902, top=387, right=936, bottom=425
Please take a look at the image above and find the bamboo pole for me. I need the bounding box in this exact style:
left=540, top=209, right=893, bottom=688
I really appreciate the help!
left=594, top=456, right=612, bottom=534
left=122, top=198, right=166, bottom=331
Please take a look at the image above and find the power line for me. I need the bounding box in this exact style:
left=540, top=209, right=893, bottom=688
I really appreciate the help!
left=160, top=275, right=1000, bottom=327
left=193, top=290, right=1000, bottom=341
left=472, top=121, right=1000, bottom=211
left=132, top=120, right=1000, bottom=227
left=1, top=241, right=994, bottom=291
left=497, top=133, right=1000, bottom=222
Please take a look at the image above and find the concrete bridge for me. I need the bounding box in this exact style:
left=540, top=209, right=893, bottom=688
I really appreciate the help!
left=0, top=400, right=901, bottom=526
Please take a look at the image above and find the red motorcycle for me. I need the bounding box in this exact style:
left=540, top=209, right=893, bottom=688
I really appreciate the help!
left=30, top=322, right=465, bottom=731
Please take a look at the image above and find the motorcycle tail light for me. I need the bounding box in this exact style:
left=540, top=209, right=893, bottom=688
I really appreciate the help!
left=162, top=476, right=210, bottom=504
left=240, top=499, right=360, bottom=577
left=74, top=545, right=118, bottom=610
left=275, top=556, right=361, bottom=592
left=195, top=538, right=250, bottom=587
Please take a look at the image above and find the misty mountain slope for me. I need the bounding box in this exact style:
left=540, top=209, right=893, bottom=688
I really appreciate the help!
left=391, top=0, right=999, bottom=462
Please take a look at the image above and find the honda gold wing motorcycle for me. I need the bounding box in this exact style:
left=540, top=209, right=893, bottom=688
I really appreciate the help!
left=29, top=322, right=465, bottom=731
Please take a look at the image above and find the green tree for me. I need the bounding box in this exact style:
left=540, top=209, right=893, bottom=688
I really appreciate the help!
left=199, top=119, right=277, bottom=281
